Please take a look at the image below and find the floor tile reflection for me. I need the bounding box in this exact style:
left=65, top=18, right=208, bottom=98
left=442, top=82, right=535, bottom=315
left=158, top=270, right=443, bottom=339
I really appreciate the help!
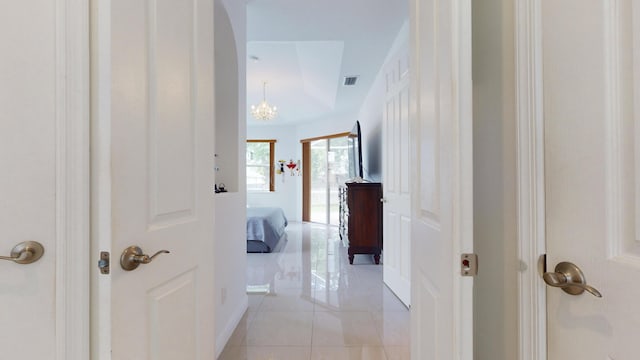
left=311, top=346, right=388, bottom=360
left=222, top=222, right=410, bottom=359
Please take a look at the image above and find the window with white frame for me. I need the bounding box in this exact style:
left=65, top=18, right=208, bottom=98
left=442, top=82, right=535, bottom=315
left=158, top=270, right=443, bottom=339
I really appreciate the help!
left=246, top=140, right=275, bottom=192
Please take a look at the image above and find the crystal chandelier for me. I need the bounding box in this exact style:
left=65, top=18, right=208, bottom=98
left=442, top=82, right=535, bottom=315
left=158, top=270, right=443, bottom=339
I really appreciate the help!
left=251, top=82, right=278, bottom=121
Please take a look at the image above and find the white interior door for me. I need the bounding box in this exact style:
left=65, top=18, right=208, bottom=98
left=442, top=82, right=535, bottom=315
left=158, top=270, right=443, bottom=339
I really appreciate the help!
left=1, top=1, right=88, bottom=358
left=92, top=0, right=216, bottom=358
left=382, top=37, right=412, bottom=307
left=0, top=3, right=58, bottom=357
left=542, top=1, right=640, bottom=358
left=409, top=0, right=473, bottom=359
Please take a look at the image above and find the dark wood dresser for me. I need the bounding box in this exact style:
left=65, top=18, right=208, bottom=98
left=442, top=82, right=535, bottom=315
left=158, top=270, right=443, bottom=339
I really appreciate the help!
left=339, top=182, right=382, bottom=264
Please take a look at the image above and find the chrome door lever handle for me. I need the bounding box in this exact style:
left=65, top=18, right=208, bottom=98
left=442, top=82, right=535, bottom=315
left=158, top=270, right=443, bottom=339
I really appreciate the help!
left=542, top=261, right=602, bottom=298
left=120, top=246, right=170, bottom=271
left=0, top=241, right=45, bottom=264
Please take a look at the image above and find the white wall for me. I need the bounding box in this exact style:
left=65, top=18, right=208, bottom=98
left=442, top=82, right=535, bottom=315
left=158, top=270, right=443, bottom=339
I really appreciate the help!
left=246, top=125, right=302, bottom=221
left=356, top=21, right=409, bottom=183
left=213, top=192, right=246, bottom=358
left=294, top=114, right=356, bottom=140
left=213, top=0, right=248, bottom=357
left=214, top=0, right=239, bottom=192
left=472, top=0, right=517, bottom=359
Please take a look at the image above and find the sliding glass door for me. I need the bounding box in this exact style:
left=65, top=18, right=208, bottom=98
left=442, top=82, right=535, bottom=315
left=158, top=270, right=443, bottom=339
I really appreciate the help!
left=309, top=136, right=349, bottom=225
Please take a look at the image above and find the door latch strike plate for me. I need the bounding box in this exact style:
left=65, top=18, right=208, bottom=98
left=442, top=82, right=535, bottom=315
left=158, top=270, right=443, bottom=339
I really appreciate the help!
left=461, top=253, right=478, bottom=276
left=538, top=253, right=547, bottom=277
left=98, top=251, right=110, bottom=275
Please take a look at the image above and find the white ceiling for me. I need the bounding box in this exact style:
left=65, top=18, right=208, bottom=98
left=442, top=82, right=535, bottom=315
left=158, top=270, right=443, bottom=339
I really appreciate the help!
left=246, top=0, right=408, bottom=126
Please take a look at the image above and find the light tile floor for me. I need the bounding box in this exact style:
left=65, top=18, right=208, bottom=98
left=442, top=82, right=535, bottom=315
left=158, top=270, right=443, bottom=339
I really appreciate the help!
left=219, top=222, right=410, bottom=360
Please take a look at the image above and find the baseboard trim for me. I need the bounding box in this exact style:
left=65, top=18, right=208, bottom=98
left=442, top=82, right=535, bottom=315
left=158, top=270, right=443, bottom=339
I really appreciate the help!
left=215, top=295, right=248, bottom=359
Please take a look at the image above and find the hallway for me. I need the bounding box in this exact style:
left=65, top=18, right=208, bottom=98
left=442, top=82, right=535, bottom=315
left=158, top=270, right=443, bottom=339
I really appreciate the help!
left=219, top=222, right=410, bottom=359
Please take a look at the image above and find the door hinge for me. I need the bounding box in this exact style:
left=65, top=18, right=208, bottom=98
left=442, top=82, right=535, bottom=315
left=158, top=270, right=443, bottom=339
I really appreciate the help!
left=461, top=253, right=478, bottom=276
left=98, top=251, right=110, bottom=274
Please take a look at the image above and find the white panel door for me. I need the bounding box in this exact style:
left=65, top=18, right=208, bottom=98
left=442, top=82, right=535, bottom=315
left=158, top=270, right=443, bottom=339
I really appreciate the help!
left=409, top=0, right=473, bottom=359
left=0, top=1, right=88, bottom=358
left=542, top=1, right=640, bottom=358
left=93, top=0, right=216, bottom=358
left=0, top=2, right=58, bottom=358
left=383, top=39, right=412, bottom=307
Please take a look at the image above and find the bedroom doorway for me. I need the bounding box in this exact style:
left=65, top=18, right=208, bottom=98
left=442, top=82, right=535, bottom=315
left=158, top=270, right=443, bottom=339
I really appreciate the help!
left=301, top=133, right=350, bottom=225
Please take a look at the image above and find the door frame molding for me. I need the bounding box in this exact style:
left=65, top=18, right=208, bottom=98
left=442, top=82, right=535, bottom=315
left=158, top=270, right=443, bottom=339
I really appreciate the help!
left=515, top=1, right=547, bottom=359
left=56, top=0, right=91, bottom=358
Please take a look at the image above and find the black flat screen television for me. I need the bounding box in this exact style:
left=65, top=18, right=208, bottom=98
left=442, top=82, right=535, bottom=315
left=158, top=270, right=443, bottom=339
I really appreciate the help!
left=347, top=121, right=363, bottom=182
